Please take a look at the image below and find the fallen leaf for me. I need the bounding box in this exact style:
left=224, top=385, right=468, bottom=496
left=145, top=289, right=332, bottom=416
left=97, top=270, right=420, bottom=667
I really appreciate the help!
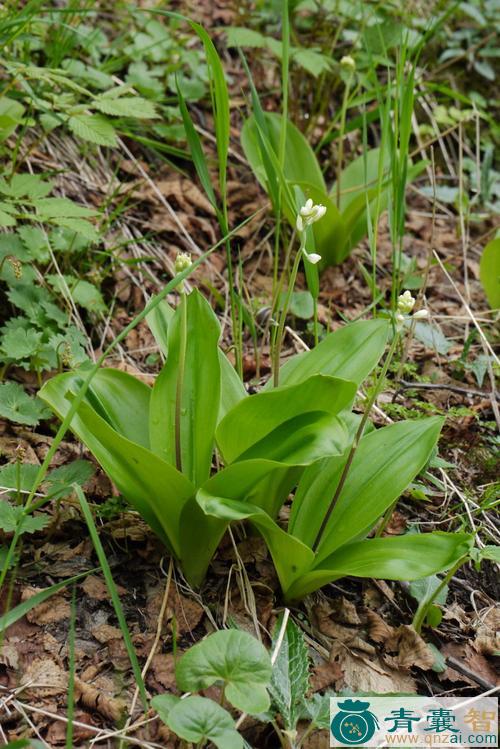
left=22, top=658, right=67, bottom=697
left=474, top=607, right=500, bottom=656
left=332, top=642, right=416, bottom=693
left=22, top=587, right=70, bottom=625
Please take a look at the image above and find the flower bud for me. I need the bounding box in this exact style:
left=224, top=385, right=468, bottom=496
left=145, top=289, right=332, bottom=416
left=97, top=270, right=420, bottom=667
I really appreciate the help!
left=175, top=252, right=192, bottom=274
left=303, top=249, right=322, bottom=265
left=340, top=55, right=356, bottom=72
left=397, top=290, right=416, bottom=315
left=413, top=309, right=429, bottom=319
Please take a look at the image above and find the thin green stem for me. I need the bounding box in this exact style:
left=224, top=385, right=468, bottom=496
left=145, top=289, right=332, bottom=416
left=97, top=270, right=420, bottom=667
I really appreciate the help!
left=312, top=331, right=400, bottom=552
left=272, top=234, right=306, bottom=387
left=336, top=72, right=354, bottom=208
left=175, top=290, right=188, bottom=473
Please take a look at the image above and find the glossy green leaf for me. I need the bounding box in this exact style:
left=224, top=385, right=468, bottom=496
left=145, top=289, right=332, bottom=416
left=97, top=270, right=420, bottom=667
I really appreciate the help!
left=39, top=383, right=195, bottom=557
left=217, top=375, right=356, bottom=463
left=286, top=533, right=473, bottom=600
left=176, top=629, right=272, bottom=714
left=160, top=695, right=243, bottom=749
left=479, top=238, right=500, bottom=310
left=149, top=289, right=221, bottom=486
left=290, top=417, right=444, bottom=560
left=267, top=319, right=389, bottom=391
left=181, top=459, right=293, bottom=586
left=39, top=368, right=151, bottom=448
left=241, top=112, right=325, bottom=196
left=146, top=294, right=246, bottom=421
left=332, top=147, right=388, bottom=212
left=198, top=495, right=314, bottom=592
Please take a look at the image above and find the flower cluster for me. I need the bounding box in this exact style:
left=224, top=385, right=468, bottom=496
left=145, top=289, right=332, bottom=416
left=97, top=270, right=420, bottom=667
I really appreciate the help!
left=296, top=199, right=326, bottom=264
left=395, top=291, right=428, bottom=329
left=175, top=252, right=192, bottom=292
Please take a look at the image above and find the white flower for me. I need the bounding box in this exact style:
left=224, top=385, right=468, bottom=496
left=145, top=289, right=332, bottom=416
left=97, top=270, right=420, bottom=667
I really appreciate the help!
left=296, top=199, right=327, bottom=233
left=413, top=309, right=429, bottom=319
left=397, top=290, right=416, bottom=315
left=303, top=249, right=322, bottom=265
left=340, top=55, right=356, bottom=71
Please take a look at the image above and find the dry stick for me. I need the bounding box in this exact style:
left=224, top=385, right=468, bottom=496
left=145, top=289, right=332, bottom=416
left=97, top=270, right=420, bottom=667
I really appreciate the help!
left=311, top=333, right=400, bottom=553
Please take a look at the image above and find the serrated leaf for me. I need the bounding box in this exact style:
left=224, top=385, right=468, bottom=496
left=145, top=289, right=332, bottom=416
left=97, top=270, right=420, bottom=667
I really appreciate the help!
left=47, top=274, right=105, bottom=313
left=1, top=327, right=42, bottom=360
left=45, top=460, right=95, bottom=500
left=17, top=225, right=50, bottom=262
left=269, top=615, right=310, bottom=731
left=68, top=114, right=117, bottom=146
left=34, top=198, right=97, bottom=218
left=0, top=174, right=53, bottom=200
left=0, top=382, right=50, bottom=425
left=50, top=217, right=98, bottom=240
left=0, top=499, right=49, bottom=535
left=93, top=96, right=158, bottom=119
left=0, top=209, right=16, bottom=226
left=0, top=463, right=39, bottom=497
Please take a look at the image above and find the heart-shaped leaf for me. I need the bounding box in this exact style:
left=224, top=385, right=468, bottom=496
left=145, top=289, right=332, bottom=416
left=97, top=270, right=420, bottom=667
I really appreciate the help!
left=154, top=695, right=243, bottom=749
left=176, top=630, right=272, bottom=714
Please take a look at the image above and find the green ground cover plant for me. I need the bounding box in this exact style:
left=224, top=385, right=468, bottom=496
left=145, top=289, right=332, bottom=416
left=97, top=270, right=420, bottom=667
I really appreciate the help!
left=40, top=266, right=472, bottom=597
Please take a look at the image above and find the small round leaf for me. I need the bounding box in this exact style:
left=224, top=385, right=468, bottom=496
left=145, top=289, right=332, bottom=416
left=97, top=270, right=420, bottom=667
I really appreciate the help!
left=164, top=695, right=243, bottom=749
left=176, top=629, right=272, bottom=714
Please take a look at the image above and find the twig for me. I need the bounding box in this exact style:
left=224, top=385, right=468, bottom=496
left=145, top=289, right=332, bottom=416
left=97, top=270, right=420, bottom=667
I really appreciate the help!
left=397, top=380, right=498, bottom=400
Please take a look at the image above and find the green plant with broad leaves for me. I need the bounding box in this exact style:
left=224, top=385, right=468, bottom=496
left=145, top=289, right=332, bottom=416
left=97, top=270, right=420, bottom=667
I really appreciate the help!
left=40, top=284, right=472, bottom=597
left=241, top=111, right=426, bottom=269
left=152, top=628, right=272, bottom=749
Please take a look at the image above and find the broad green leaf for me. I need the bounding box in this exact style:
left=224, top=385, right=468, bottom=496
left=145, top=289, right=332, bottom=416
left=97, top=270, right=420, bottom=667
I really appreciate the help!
left=149, top=290, right=221, bottom=486
left=197, top=459, right=299, bottom=519
left=291, top=416, right=444, bottom=560
left=285, top=533, right=473, bottom=600
left=176, top=629, right=272, bottom=714
left=218, top=350, right=247, bottom=420
left=50, top=217, right=98, bottom=240
left=198, top=495, right=314, bottom=593
left=225, top=27, right=267, bottom=48
left=145, top=295, right=245, bottom=422
left=40, top=369, right=152, bottom=448
left=217, top=375, right=356, bottom=463
left=39, top=382, right=195, bottom=556
left=146, top=297, right=174, bottom=356
left=160, top=696, right=243, bottom=749
left=479, top=238, right=500, bottom=309
left=269, top=615, right=309, bottom=731
left=68, top=113, right=117, bottom=146
left=300, top=692, right=333, bottom=730
left=151, top=694, right=180, bottom=722
left=237, top=412, right=348, bottom=466
left=241, top=112, right=325, bottom=196
left=0, top=382, right=50, bottom=425
left=332, top=148, right=388, bottom=212
left=266, top=318, right=389, bottom=391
